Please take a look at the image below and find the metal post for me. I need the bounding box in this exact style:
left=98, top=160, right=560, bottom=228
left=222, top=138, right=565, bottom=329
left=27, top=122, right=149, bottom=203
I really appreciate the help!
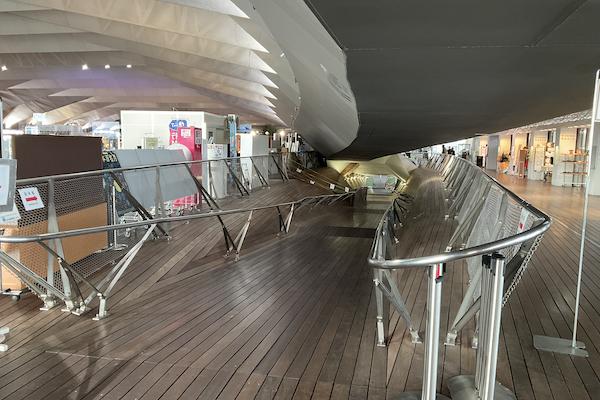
left=388, top=264, right=450, bottom=400
left=448, top=254, right=516, bottom=400
left=533, top=71, right=599, bottom=358
left=46, top=178, right=76, bottom=311
left=271, top=154, right=289, bottom=182
left=154, top=166, right=169, bottom=235
left=481, top=254, right=506, bottom=399
left=381, top=269, right=422, bottom=343
left=112, top=185, right=118, bottom=246
left=572, top=71, right=599, bottom=350
left=375, top=268, right=386, bottom=347
left=0, top=250, right=66, bottom=302
left=476, top=256, right=492, bottom=387
left=224, top=159, right=249, bottom=196
left=446, top=267, right=482, bottom=346
left=185, top=164, right=220, bottom=210
left=276, top=206, right=285, bottom=233
left=229, top=211, right=252, bottom=261
left=93, top=224, right=155, bottom=320
left=421, top=263, right=444, bottom=400
left=250, top=157, right=269, bottom=187
left=208, top=160, right=218, bottom=198
left=284, top=204, right=295, bottom=233
left=110, top=172, right=168, bottom=238
left=110, top=185, right=127, bottom=250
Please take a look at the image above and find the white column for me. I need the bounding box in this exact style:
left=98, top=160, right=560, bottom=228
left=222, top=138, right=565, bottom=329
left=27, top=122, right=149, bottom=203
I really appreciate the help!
left=509, top=133, right=527, bottom=176
left=551, top=128, right=563, bottom=186
left=552, top=128, right=577, bottom=186
left=528, top=131, right=547, bottom=181
left=487, top=135, right=499, bottom=171
left=588, top=121, right=600, bottom=195
left=0, top=97, right=3, bottom=158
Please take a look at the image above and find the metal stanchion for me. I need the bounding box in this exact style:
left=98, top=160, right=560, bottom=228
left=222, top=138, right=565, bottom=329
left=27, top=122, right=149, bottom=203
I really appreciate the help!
left=110, top=185, right=127, bottom=251
left=374, top=225, right=388, bottom=347
left=533, top=70, right=598, bottom=359
left=448, top=253, right=516, bottom=400
left=375, top=268, right=387, bottom=347
left=399, top=264, right=450, bottom=400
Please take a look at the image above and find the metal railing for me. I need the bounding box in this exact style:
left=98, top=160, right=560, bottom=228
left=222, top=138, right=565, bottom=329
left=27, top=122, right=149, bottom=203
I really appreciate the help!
left=286, top=157, right=351, bottom=194
left=0, top=154, right=355, bottom=322
left=369, top=154, right=551, bottom=400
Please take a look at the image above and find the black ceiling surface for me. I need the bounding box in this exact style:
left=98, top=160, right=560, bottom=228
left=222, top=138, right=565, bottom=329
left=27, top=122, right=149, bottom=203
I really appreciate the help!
left=305, top=0, right=600, bottom=159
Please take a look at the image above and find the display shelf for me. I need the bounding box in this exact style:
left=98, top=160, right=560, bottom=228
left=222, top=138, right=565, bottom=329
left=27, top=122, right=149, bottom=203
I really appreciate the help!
left=561, top=151, right=588, bottom=187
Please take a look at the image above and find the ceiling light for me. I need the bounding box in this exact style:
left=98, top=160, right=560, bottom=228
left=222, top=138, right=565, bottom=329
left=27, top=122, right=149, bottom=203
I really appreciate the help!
left=0, top=65, right=6, bottom=72
left=82, top=64, right=89, bottom=70
left=104, top=64, right=111, bottom=69
left=126, top=64, right=132, bottom=69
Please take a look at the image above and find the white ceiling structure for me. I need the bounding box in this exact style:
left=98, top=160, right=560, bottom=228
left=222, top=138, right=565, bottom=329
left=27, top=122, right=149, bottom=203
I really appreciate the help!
left=0, top=0, right=305, bottom=129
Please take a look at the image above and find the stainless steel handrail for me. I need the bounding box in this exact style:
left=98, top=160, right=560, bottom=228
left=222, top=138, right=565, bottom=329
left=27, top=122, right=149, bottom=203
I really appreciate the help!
left=1, top=160, right=355, bottom=320
left=0, top=192, right=352, bottom=243
left=287, top=158, right=348, bottom=191
left=368, top=157, right=551, bottom=269
left=368, top=154, right=551, bottom=400
left=16, top=154, right=278, bottom=185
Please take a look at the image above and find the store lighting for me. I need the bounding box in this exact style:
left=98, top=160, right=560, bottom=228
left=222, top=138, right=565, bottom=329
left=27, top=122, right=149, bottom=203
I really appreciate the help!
left=0, top=65, right=6, bottom=72
left=126, top=64, right=132, bottom=69
left=279, top=130, right=286, bottom=137
left=104, top=64, right=111, bottom=69
left=82, top=64, right=89, bottom=70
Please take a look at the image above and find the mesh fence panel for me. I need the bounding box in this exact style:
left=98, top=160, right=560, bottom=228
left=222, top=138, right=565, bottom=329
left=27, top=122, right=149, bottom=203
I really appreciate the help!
left=465, top=186, right=506, bottom=280
left=1, top=155, right=282, bottom=296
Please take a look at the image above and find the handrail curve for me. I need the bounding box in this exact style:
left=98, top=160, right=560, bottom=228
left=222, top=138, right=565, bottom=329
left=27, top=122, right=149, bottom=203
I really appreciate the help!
left=0, top=192, right=353, bottom=243
left=368, top=155, right=551, bottom=269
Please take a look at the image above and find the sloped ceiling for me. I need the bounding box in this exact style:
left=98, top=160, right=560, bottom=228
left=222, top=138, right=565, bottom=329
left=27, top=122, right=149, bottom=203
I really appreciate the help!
left=0, top=0, right=301, bottom=129
left=306, top=0, right=600, bottom=159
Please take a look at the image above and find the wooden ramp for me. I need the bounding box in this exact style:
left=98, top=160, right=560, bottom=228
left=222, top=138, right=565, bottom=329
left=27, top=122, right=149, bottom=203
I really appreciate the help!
left=0, top=173, right=599, bottom=399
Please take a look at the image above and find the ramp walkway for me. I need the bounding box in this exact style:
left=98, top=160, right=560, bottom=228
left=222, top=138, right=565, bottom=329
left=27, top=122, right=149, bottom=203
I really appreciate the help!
left=3, top=155, right=598, bottom=400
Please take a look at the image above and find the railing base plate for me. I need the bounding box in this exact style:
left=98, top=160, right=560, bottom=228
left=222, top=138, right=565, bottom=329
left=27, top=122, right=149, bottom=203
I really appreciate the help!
left=533, top=335, right=589, bottom=357
left=395, top=392, right=450, bottom=400
left=448, top=375, right=516, bottom=400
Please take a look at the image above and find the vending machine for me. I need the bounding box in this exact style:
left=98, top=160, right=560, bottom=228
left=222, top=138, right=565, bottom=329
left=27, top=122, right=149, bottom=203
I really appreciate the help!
left=171, top=126, right=202, bottom=161
left=169, top=126, right=203, bottom=207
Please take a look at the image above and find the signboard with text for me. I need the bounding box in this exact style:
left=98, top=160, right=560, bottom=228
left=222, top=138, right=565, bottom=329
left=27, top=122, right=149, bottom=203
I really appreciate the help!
left=18, top=187, right=44, bottom=211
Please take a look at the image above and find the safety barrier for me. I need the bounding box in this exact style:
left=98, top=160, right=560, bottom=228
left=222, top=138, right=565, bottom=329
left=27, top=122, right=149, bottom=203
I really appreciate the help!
left=0, top=154, right=355, bottom=320
left=286, top=157, right=352, bottom=194
left=369, top=154, right=550, bottom=400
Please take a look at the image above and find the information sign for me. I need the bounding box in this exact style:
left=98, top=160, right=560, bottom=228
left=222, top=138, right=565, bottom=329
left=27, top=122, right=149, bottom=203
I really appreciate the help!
left=18, top=187, right=44, bottom=211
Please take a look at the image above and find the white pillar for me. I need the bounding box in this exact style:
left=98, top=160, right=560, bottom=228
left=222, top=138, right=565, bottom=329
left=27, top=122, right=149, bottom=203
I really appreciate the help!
left=588, top=121, right=600, bottom=196
left=528, top=131, right=547, bottom=181
left=552, top=128, right=578, bottom=186
left=487, top=135, right=499, bottom=171
left=0, top=97, right=3, bottom=158
left=509, top=133, right=527, bottom=176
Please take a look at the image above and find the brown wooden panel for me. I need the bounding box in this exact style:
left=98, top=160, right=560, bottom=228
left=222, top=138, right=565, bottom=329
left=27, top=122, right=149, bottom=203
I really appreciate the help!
left=12, top=135, right=103, bottom=180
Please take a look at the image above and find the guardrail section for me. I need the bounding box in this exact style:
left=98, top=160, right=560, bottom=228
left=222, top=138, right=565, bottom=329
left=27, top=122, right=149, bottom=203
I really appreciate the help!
left=369, top=154, right=551, bottom=400
left=0, top=155, right=355, bottom=321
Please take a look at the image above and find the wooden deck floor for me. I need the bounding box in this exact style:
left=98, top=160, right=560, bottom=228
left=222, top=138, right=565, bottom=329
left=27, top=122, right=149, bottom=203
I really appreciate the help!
left=492, top=173, right=600, bottom=400
left=0, top=172, right=599, bottom=399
